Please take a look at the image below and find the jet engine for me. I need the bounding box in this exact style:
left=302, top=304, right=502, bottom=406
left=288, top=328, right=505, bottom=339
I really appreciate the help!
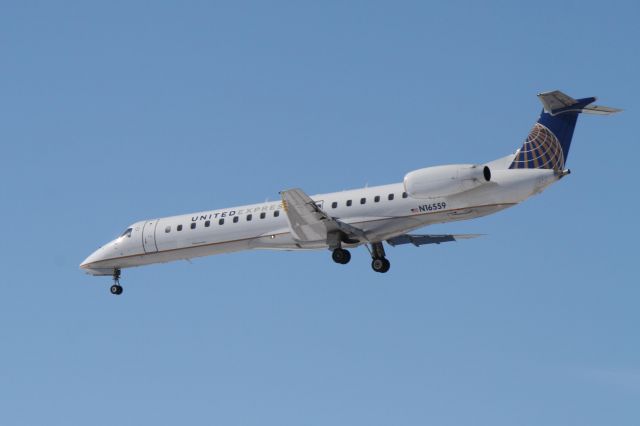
left=403, top=164, right=491, bottom=198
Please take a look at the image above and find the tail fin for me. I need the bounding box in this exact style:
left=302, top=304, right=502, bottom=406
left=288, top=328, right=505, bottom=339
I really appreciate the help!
left=509, top=90, right=620, bottom=171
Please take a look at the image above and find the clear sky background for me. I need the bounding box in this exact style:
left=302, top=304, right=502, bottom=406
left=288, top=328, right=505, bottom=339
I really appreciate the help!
left=1, top=1, right=638, bottom=425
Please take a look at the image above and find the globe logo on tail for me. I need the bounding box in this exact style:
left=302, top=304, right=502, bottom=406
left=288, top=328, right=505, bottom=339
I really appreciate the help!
left=509, top=123, right=565, bottom=171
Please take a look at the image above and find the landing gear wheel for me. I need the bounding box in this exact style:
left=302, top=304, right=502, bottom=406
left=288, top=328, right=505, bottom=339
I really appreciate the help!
left=371, top=258, right=390, bottom=273
left=368, top=242, right=389, bottom=273
left=110, top=269, right=123, bottom=295
left=381, top=258, right=390, bottom=273
left=332, top=248, right=351, bottom=264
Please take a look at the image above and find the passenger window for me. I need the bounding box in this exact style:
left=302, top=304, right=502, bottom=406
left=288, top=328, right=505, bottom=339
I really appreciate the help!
left=233, top=216, right=239, bottom=223
left=402, top=192, right=408, bottom=198
left=260, top=212, right=266, bottom=219
left=190, top=223, right=196, bottom=230
left=388, top=194, right=394, bottom=201
left=360, top=198, right=366, bottom=205
left=177, top=225, right=183, bottom=231
left=205, top=220, right=210, bottom=227
left=374, top=196, right=380, bottom=203
left=346, top=200, right=352, bottom=207
left=165, top=226, right=171, bottom=233
left=247, top=214, right=252, bottom=221
left=331, top=202, right=337, bottom=209
left=274, top=210, right=280, bottom=217
left=219, top=218, right=224, bottom=225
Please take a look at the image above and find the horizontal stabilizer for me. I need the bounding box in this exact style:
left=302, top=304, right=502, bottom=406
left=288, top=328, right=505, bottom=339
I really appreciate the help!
left=538, top=90, right=621, bottom=116
left=581, top=104, right=622, bottom=115
left=386, top=233, right=482, bottom=247
left=538, top=90, right=579, bottom=112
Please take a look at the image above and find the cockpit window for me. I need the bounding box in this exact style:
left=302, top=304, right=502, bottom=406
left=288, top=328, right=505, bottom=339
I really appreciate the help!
left=120, top=228, right=132, bottom=238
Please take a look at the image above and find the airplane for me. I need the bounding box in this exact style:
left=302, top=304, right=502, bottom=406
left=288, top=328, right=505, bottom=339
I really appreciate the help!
left=81, top=90, right=620, bottom=295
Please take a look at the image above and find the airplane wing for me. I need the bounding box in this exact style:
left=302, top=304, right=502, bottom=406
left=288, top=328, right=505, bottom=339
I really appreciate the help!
left=281, top=188, right=481, bottom=248
left=280, top=188, right=369, bottom=244
left=386, top=233, right=482, bottom=247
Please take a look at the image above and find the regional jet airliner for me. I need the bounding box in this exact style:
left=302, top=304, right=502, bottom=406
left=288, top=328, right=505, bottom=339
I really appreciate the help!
left=81, top=90, right=619, bottom=295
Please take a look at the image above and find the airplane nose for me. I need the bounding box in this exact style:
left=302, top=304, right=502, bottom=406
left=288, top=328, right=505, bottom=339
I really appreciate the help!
left=80, top=254, right=94, bottom=269
left=80, top=248, right=101, bottom=270
left=80, top=245, right=114, bottom=276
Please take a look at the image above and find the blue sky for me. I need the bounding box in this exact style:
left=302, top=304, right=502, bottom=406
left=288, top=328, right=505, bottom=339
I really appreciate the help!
left=1, top=1, right=638, bottom=425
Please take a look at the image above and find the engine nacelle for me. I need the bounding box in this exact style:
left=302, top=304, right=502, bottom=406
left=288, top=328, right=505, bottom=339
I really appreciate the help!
left=403, top=164, right=491, bottom=198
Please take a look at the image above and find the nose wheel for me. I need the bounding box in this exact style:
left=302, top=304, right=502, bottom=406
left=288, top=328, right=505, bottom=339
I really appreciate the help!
left=110, top=269, right=123, bottom=295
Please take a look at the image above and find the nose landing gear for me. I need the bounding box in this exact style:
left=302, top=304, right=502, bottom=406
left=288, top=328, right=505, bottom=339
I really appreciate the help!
left=110, top=269, right=123, bottom=295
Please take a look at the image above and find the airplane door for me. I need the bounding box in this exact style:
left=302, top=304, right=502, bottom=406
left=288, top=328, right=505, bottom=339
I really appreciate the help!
left=142, top=219, right=159, bottom=253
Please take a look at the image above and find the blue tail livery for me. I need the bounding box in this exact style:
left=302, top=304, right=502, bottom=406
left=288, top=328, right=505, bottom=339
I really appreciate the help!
left=510, top=90, right=621, bottom=171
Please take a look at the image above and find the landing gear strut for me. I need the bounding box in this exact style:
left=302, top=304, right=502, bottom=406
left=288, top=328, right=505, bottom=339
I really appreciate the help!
left=332, top=247, right=351, bottom=264
left=110, top=268, right=123, bottom=295
left=369, top=242, right=390, bottom=273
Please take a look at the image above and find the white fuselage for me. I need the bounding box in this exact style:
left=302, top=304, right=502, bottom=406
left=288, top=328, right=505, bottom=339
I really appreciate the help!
left=80, top=154, right=562, bottom=276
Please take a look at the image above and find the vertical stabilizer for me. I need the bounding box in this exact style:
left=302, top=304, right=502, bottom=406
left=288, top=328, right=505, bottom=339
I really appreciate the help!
left=509, top=90, right=620, bottom=171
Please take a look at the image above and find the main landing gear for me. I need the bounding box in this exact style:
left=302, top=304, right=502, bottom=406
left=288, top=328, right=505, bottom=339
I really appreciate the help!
left=371, top=257, right=391, bottom=273
left=330, top=242, right=391, bottom=273
left=369, top=242, right=390, bottom=273
left=332, top=247, right=351, bottom=264
left=110, top=268, right=123, bottom=295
